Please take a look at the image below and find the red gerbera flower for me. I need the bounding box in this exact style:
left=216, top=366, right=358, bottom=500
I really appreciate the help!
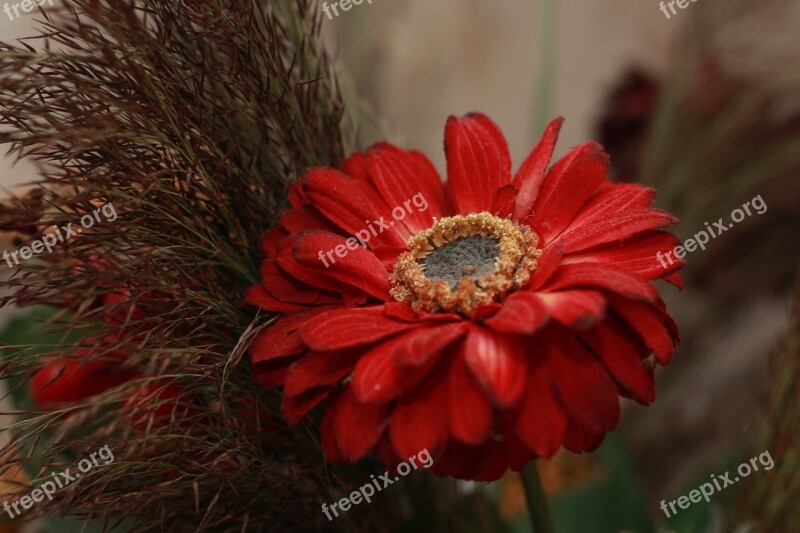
left=245, top=114, right=684, bottom=481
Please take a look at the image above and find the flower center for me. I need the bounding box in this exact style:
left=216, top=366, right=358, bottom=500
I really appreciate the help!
left=390, top=212, right=541, bottom=317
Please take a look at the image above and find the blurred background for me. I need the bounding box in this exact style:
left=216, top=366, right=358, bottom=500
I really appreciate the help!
left=2, top=0, right=799, bottom=531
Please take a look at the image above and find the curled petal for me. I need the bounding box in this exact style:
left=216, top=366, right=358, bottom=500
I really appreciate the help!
left=485, top=291, right=549, bottom=335
left=445, top=113, right=512, bottom=214
left=463, top=326, right=528, bottom=407
left=513, top=117, right=564, bottom=220
left=538, top=290, right=606, bottom=329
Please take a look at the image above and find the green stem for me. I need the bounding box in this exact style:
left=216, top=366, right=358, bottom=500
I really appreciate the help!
left=521, top=461, right=554, bottom=533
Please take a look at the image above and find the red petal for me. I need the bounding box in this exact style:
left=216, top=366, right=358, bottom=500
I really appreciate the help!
left=665, top=272, right=683, bottom=289
left=558, top=183, right=679, bottom=253
left=394, top=322, right=469, bottom=367
left=529, top=142, right=609, bottom=243
left=366, top=143, right=445, bottom=232
left=352, top=329, right=442, bottom=404
left=31, top=359, right=134, bottom=408
left=491, top=184, right=518, bottom=219
left=563, top=230, right=685, bottom=280
left=249, top=308, right=334, bottom=363
left=513, top=117, right=564, bottom=220
left=545, top=263, right=658, bottom=302
left=280, top=206, right=337, bottom=234
left=340, top=151, right=368, bottom=181
left=283, top=350, right=361, bottom=397
left=472, top=302, right=502, bottom=321
left=382, top=301, right=421, bottom=321
left=485, top=291, right=549, bottom=335
left=580, top=323, right=655, bottom=403
left=383, top=302, right=461, bottom=324
left=503, top=429, right=537, bottom=472
left=608, top=295, right=678, bottom=364
left=292, top=230, right=392, bottom=301
left=527, top=240, right=563, bottom=290
left=277, top=237, right=364, bottom=295
left=281, top=387, right=329, bottom=424
left=302, top=167, right=407, bottom=247
left=545, top=328, right=620, bottom=433
left=243, top=284, right=305, bottom=313
left=563, top=421, right=605, bottom=453
left=301, top=306, right=417, bottom=351
left=448, top=348, right=493, bottom=445
left=287, top=181, right=306, bottom=208
left=463, top=326, right=528, bottom=407
left=334, top=387, right=389, bottom=461
left=445, top=113, right=512, bottom=214
left=389, top=372, right=449, bottom=459
left=538, top=290, right=606, bottom=329
left=514, top=360, right=567, bottom=457
left=260, top=260, right=337, bottom=306
left=259, top=228, right=287, bottom=259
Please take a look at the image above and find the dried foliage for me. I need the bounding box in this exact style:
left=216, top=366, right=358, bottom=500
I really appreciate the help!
left=0, top=0, right=385, bottom=530
left=736, top=281, right=800, bottom=530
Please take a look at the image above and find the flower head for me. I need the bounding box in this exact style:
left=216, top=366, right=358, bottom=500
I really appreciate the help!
left=246, top=114, right=684, bottom=481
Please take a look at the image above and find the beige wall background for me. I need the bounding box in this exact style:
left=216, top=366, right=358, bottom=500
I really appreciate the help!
left=0, top=7, right=40, bottom=190
left=331, top=0, right=678, bottom=167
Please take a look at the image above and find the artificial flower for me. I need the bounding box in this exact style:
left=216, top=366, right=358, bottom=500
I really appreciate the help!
left=245, top=114, right=683, bottom=480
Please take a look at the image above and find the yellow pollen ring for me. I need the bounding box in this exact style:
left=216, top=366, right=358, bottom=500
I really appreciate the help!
left=389, top=212, right=542, bottom=317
